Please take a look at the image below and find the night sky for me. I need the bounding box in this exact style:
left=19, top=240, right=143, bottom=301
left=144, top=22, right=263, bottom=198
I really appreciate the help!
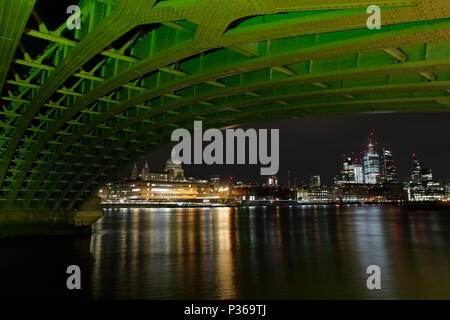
left=119, top=111, right=450, bottom=186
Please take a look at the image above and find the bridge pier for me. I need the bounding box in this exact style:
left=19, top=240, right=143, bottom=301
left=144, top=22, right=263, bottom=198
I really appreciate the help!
left=0, top=209, right=103, bottom=238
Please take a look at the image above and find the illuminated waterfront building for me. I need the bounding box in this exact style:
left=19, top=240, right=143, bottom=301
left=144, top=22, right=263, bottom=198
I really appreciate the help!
left=336, top=183, right=406, bottom=203
left=297, top=184, right=406, bottom=204
left=233, top=185, right=296, bottom=202
left=101, top=159, right=229, bottom=204
left=343, top=157, right=355, bottom=183
left=406, top=182, right=445, bottom=201
left=404, top=154, right=444, bottom=201
left=297, top=186, right=334, bottom=203
left=99, top=180, right=198, bottom=203
left=442, top=180, right=450, bottom=200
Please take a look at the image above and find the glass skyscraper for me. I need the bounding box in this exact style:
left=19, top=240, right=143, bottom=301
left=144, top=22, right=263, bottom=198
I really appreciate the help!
left=354, top=163, right=364, bottom=184
left=381, top=147, right=398, bottom=183
left=363, top=136, right=381, bottom=184
left=411, top=154, right=422, bottom=184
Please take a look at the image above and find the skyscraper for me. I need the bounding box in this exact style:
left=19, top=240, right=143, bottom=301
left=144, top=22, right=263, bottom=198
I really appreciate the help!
left=411, top=154, right=422, bottom=184
left=363, top=134, right=381, bottom=184
left=310, top=175, right=321, bottom=187
left=381, top=147, right=398, bottom=183
left=267, top=176, right=278, bottom=186
left=343, top=157, right=355, bottom=183
left=334, top=156, right=363, bottom=185
left=354, top=162, right=364, bottom=184
left=410, top=154, right=433, bottom=184
left=421, top=168, right=433, bottom=182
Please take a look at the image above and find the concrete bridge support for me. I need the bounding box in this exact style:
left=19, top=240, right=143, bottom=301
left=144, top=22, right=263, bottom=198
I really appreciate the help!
left=0, top=199, right=103, bottom=238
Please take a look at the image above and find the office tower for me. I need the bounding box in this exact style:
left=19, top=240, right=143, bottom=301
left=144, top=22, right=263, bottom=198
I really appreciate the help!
left=421, top=168, right=433, bottom=182
left=363, top=135, right=381, bottom=184
left=411, top=154, right=422, bottom=184
left=268, top=176, right=278, bottom=186
left=310, top=175, right=321, bottom=187
left=334, top=156, right=357, bottom=185
left=334, top=156, right=356, bottom=185
left=343, top=157, right=355, bottom=183
left=354, top=163, right=364, bottom=184
left=381, top=147, right=398, bottom=183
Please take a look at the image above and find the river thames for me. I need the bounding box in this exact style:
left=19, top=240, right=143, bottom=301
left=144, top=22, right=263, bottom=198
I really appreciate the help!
left=1, top=205, right=449, bottom=299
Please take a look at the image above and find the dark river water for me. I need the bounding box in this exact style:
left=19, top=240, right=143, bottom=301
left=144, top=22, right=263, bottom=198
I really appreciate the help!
left=1, top=205, right=449, bottom=300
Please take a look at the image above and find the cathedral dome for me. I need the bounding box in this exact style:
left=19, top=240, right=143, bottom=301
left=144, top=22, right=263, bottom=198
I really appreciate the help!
left=164, top=158, right=182, bottom=172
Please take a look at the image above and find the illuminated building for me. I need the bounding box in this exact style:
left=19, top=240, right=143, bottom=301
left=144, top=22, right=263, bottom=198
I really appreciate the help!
left=297, top=186, right=334, bottom=203
left=335, top=157, right=362, bottom=185
left=442, top=180, right=450, bottom=201
left=232, top=185, right=296, bottom=202
left=363, top=135, right=381, bottom=184
left=267, top=176, right=278, bottom=186
left=310, top=175, right=321, bottom=187
left=381, top=147, right=398, bottom=183
left=410, top=154, right=433, bottom=184
left=101, top=158, right=230, bottom=204
left=336, top=183, right=406, bottom=203
left=164, top=158, right=185, bottom=180
left=421, top=168, right=433, bottom=182
left=99, top=179, right=231, bottom=204
left=106, top=181, right=198, bottom=202
left=411, top=154, right=422, bottom=184
left=406, top=182, right=445, bottom=202
left=354, top=163, right=364, bottom=184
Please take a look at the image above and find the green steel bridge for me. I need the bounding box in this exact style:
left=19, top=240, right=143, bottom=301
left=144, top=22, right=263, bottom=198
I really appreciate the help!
left=1, top=0, right=450, bottom=235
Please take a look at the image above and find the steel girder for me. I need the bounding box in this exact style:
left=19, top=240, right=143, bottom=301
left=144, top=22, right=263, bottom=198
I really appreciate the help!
left=1, top=0, right=450, bottom=210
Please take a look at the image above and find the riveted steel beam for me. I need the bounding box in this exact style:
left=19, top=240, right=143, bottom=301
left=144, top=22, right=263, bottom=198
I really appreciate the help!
left=3, top=0, right=450, bottom=210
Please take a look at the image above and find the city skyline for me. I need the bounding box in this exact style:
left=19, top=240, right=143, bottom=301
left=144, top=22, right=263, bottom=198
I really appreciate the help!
left=123, top=139, right=440, bottom=188
left=119, top=112, right=450, bottom=185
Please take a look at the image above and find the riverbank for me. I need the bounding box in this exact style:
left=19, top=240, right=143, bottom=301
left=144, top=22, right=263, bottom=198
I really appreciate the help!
left=101, top=201, right=450, bottom=210
left=0, top=209, right=103, bottom=239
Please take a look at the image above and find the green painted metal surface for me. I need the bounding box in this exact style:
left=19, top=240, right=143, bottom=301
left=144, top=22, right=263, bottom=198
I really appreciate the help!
left=1, top=0, right=450, bottom=210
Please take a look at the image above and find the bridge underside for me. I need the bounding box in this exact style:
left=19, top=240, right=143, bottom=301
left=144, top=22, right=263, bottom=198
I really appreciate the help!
left=1, top=0, right=450, bottom=214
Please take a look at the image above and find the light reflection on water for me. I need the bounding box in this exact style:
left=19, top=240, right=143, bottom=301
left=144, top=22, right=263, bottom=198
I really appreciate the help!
left=87, top=206, right=450, bottom=299
left=0, top=206, right=449, bottom=299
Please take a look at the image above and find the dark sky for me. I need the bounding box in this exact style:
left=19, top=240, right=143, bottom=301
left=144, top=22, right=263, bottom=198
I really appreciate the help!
left=119, top=111, right=450, bottom=185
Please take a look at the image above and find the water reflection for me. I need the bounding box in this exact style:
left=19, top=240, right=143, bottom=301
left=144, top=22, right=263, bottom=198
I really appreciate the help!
left=1, top=206, right=449, bottom=299
left=87, top=206, right=450, bottom=299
